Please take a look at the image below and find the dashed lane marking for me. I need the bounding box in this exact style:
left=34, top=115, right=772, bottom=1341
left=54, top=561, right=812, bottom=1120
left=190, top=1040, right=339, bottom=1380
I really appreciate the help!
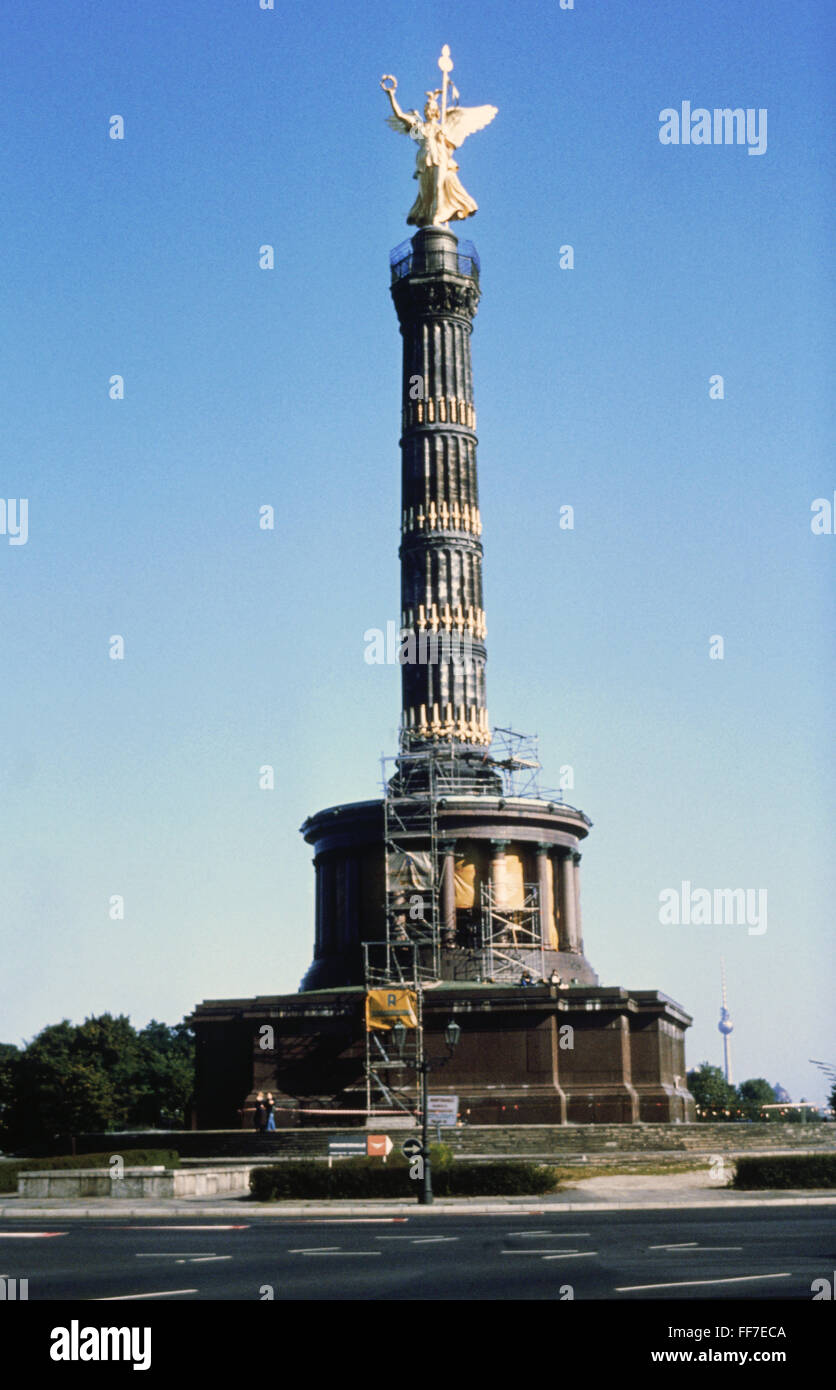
left=286, top=1251, right=339, bottom=1262
left=497, top=1251, right=584, bottom=1262
left=295, top=1250, right=381, bottom=1257
left=374, top=1235, right=459, bottom=1243
left=0, top=1232, right=67, bottom=1238
left=615, top=1272, right=792, bottom=1293
left=648, top=1242, right=699, bottom=1249
left=96, top=1289, right=199, bottom=1300
left=506, top=1232, right=591, bottom=1239
left=176, top=1256, right=232, bottom=1264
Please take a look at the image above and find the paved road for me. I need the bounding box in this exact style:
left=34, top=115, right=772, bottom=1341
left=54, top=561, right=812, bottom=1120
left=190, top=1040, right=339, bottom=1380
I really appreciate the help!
left=1, top=1207, right=833, bottom=1301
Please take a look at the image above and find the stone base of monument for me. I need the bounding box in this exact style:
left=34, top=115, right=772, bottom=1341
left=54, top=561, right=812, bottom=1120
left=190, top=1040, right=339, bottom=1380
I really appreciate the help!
left=190, top=982, right=695, bottom=1129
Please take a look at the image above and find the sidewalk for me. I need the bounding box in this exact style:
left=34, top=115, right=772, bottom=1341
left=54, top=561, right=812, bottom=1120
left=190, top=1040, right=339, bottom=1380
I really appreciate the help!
left=2, top=1172, right=835, bottom=1217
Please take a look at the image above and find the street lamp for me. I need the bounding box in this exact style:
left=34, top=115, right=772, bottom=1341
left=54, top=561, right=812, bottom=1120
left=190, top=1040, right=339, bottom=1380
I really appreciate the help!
left=418, top=1015, right=461, bottom=1206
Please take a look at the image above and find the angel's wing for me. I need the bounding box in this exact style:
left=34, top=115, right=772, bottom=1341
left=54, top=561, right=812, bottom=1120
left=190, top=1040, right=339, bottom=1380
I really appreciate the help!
left=386, top=110, right=421, bottom=135
left=442, top=104, right=498, bottom=149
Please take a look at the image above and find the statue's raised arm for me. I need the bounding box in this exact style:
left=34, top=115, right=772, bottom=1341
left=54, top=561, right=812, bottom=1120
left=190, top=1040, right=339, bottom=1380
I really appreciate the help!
left=380, top=75, right=419, bottom=135
left=381, top=48, right=497, bottom=227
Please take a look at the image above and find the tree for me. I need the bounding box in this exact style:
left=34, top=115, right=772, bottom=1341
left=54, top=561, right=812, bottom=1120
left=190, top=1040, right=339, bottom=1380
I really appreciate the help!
left=686, top=1062, right=738, bottom=1120
left=737, top=1078, right=775, bottom=1121
left=2, top=1014, right=195, bottom=1147
left=829, top=1080, right=836, bottom=1120
left=133, top=1021, right=195, bottom=1128
left=0, top=1044, right=21, bottom=1147
left=14, top=1020, right=123, bottom=1141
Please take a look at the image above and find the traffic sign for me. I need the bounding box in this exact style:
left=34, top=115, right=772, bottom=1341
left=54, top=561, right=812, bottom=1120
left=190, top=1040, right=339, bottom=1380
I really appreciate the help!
left=427, top=1095, right=459, bottom=1127
left=401, top=1138, right=424, bottom=1159
left=328, top=1139, right=366, bottom=1157
left=367, top=1134, right=394, bottom=1157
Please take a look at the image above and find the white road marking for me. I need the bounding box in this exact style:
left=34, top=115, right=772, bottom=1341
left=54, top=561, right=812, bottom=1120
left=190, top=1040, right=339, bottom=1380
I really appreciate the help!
left=501, top=1249, right=585, bottom=1256
left=0, top=1232, right=66, bottom=1238
left=136, top=1253, right=217, bottom=1258
left=96, top=1289, right=199, bottom=1300
left=507, top=1232, right=591, bottom=1240
left=286, top=1251, right=339, bottom=1262
left=647, top=1242, right=742, bottom=1252
left=616, top=1272, right=792, bottom=1292
left=175, top=1256, right=232, bottom=1264
left=648, top=1242, right=698, bottom=1249
left=288, top=1218, right=407, bottom=1225
left=125, top=1224, right=248, bottom=1231
left=410, top=1237, right=458, bottom=1244
left=297, top=1251, right=381, bottom=1257
left=543, top=1252, right=598, bottom=1261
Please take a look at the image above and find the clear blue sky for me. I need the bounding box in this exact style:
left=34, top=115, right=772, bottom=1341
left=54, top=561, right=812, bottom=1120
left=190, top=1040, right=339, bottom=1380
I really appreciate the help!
left=1, top=0, right=833, bottom=1104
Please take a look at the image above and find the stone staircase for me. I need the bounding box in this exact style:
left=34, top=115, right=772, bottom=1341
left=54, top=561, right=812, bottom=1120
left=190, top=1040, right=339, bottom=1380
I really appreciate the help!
left=63, top=1123, right=836, bottom=1163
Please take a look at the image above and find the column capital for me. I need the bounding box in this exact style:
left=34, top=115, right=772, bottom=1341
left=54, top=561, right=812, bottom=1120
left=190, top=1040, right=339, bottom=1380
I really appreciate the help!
left=535, top=841, right=551, bottom=856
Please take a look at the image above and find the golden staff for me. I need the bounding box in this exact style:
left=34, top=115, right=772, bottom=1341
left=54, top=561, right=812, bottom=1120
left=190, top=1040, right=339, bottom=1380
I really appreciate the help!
left=438, top=44, right=453, bottom=126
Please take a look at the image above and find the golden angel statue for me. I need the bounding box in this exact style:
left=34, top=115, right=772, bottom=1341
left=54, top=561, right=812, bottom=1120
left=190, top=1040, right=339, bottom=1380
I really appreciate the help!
left=381, top=46, right=497, bottom=227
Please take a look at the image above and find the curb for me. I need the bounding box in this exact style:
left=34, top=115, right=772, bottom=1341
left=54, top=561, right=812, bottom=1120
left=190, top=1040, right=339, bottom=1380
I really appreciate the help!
left=1, top=1195, right=835, bottom=1218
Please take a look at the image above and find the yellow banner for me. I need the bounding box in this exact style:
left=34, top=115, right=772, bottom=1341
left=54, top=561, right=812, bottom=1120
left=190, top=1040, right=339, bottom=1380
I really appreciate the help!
left=365, top=989, right=418, bottom=1031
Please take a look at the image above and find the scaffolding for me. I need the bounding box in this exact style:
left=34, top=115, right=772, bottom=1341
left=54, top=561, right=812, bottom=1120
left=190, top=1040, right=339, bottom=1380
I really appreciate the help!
left=362, top=943, right=423, bottom=1124
left=377, top=726, right=573, bottom=1002
left=479, top=881, right=545, bottom=984
left=381, top=749, right=443, bottom=981
left=489, top=726, right=569, bottom=803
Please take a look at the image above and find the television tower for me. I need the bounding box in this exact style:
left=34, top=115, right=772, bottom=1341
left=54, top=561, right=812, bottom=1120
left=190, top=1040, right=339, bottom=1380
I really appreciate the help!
left=718, top=957, right=734, bottom=1083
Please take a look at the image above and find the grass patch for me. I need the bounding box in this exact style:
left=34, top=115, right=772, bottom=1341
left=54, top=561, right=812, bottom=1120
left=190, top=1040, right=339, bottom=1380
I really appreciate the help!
left=551, top=1161, right=705, bottom=1182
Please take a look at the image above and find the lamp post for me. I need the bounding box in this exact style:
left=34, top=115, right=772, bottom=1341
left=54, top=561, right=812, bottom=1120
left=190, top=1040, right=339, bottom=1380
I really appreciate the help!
left=392, top=1007, right=461, bottom=1205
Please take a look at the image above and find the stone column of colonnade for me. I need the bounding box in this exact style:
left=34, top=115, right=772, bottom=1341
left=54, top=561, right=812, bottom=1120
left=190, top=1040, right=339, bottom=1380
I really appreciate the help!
left=558, top=851, right=583, bottom=952
left=433, top=842, right=583, bottom=954
left=489, top=840, right=509, bottom=909
left=440, top=840, right=457, bottom=946
left=535, top=843, right=557, bottom=949
left=573, top=852, right=584, bottom=953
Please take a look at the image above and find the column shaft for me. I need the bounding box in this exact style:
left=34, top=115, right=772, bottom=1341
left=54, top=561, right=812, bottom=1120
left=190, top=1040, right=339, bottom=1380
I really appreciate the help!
left=558, top=852, right=577, bottom=951
left=536, top=843, right=556, bottom=948
left=440, top=841, right=456, bottom=946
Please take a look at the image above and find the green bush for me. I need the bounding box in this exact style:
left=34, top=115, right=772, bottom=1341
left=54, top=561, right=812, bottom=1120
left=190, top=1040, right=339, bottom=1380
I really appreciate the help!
left=249, top=1152, right=561, bottom=1201
left=732, top=1154, right=836, bottom=1190
left=0, top=1148, right=179, bottom=1193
